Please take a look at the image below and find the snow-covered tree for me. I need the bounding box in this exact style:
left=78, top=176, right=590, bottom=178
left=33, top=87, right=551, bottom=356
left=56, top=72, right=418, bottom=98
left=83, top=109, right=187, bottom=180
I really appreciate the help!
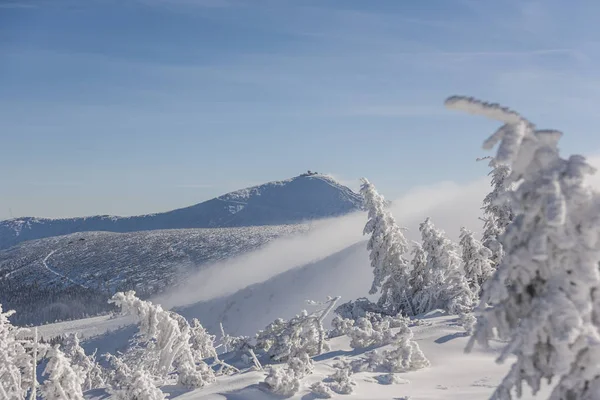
left=105, top=353, right=166, bottom=400
left=408, top=241, right=429, bottom=301
left=109, top=291, right=214, bottom=388
left=61, top=333, right=105, bottom=391
left=360, top=178, right=415, bottom=316
left=40, top=345, right=84, bottom=400
left=447, top=95, right=600, bottom=399
left=459, top=227, right=494, bottom=295
left=479, top=156, right=513, bottom=267
left=0, top=305, right=34, bottom=400
left=413, top=218, right=475, bottom=317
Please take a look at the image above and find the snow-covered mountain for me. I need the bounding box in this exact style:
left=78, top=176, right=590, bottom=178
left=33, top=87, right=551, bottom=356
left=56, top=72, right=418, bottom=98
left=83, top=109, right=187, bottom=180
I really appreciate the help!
left=0, top=225, right=308, bottom=325
left=0, top=173, right=363, bottom=249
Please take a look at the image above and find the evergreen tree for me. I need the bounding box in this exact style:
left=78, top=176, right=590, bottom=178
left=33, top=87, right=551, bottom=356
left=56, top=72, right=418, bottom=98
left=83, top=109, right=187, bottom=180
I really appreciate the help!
left=459, top=227, right=494, bottom=295
left=447, top=95, right=600, bottom=400
left=479, top=156, right=513, bottom=267
left=408, top=241, right=429, bottom=302
left=413, top=218, right=475, bottom=317
left=360, top=178, right=414, bottom=316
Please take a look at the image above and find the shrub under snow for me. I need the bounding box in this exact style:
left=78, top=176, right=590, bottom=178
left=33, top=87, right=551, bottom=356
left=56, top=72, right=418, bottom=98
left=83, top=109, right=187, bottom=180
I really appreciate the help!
left=351, top=319, right=429, bottom=374
left=0, top=304, right=35, bottom=399
left=263, top=352, right=314, bottom=396
left=109, top=291, right=214, bottom=388
left=334, top=297, right=386, bottom=320
left=105, top=353, right=166, bottom=400
left=61, top=333, right=105, bottom=391
left=256, top=297, right=338, bottom=362
left=40, top=345, right=84, bottom=400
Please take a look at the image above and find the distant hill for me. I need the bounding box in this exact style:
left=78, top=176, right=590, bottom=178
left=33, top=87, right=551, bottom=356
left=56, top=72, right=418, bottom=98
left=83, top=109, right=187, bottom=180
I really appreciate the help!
left=0, top=174, right=362, bottom=250
left=0, top=225, right=308, bottom=325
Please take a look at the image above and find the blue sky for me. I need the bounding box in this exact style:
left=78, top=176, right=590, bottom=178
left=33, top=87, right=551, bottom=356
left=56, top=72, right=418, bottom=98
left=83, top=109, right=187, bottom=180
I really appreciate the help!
left=2, top=0, right=600, bottom=219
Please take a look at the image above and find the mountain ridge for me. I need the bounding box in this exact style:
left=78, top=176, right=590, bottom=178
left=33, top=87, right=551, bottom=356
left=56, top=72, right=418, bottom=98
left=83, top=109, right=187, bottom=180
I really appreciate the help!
left=0, top=173, right=362, bottom=249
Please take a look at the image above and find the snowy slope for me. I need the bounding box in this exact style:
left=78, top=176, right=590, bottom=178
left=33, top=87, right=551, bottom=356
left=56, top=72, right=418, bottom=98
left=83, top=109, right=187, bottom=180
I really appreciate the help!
left=163, top=315, right=550, bottom=400
left=61, top=315, right=551, bottom=400
left=0, top=174, right=363, bottom=249
left=0, top=224, right=308, bottom=325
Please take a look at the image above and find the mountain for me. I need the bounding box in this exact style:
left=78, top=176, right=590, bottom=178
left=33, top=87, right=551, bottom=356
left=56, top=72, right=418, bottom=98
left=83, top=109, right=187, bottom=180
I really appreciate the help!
left=0, top=224, right=308, bottom=325
left=0, top=173, right=363, bottom=250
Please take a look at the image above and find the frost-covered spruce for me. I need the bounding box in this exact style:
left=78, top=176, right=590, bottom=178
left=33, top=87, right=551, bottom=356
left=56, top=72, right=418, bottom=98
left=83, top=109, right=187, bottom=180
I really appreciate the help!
left=480, top=157, right=513, bottom=267
left=109, top=291, right=215, bottom=388
left=360, top=178, right=415, bottom=316
left=0, top=305, right=34, bottom=399
left=413, top=218, right=475, bottom=317
left=459, top=227, right=494, bottom=295
left=40, top=345, right=84, bottom=400
left=447, top=95, right=600, bottom=400
left=61, top=333, right=105, bottom=391
left=408, top=242, right=428, bottom=303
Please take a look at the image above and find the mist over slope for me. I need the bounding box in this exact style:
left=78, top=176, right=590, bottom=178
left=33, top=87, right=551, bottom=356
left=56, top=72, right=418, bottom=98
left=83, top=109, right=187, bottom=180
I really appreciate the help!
left=0, top=224, right=307, bottom=325
left=175, top=241, right=371, bottom=337
left=0, top=174, right=362, bottom=249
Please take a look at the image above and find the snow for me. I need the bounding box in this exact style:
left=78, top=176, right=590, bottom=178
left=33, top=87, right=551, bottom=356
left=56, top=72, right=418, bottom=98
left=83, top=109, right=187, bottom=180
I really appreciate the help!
left=80, top=315, right=550, bottom=399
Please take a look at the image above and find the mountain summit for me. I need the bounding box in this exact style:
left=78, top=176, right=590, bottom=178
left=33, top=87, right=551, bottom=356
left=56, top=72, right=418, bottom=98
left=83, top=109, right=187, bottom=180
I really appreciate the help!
left=0, top=173, right=363, bottom=249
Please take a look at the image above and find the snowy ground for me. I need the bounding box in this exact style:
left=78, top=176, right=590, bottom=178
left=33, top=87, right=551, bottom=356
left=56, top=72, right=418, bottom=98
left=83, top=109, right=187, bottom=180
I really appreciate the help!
left=77, top=314, right=549, bottom=400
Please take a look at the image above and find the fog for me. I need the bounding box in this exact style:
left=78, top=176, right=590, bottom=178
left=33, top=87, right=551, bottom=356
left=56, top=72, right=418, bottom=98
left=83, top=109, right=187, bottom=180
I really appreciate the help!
left=155, top=176, right=491, bottom=309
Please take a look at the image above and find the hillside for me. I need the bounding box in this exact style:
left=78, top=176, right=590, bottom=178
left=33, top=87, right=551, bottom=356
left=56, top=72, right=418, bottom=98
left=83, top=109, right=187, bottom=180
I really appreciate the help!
left=0, top=174, right=363, bottom=249
left=0, top=224, right=308, bottom=325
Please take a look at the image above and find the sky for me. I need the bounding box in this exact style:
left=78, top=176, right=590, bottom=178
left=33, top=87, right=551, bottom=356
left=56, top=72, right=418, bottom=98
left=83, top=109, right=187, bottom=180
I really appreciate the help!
left=2, top=0, right=600, bottom=219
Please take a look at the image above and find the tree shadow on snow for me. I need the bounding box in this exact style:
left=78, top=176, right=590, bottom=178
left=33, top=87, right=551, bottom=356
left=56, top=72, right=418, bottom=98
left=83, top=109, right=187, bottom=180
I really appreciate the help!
left=312, top=345, right=380, bottom=362
left=161, top=384, right=196, bottom=398
left=301, top=393, right=320, bottom=400
left=434, top=332, right=466, bottom=344
left=221, top=383, right=283, bottom=400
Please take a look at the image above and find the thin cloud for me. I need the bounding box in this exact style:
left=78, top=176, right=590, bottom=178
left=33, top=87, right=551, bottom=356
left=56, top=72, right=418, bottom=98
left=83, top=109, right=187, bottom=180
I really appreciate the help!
left=175, top=184, right=214, bottom=189
left=25, top=181, right=81, bottom=187
left=0, top=2, right=37, bottom=8
left=136, top=0, right=232, bottom=8
left=344, top=105, right=448, bottom=118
